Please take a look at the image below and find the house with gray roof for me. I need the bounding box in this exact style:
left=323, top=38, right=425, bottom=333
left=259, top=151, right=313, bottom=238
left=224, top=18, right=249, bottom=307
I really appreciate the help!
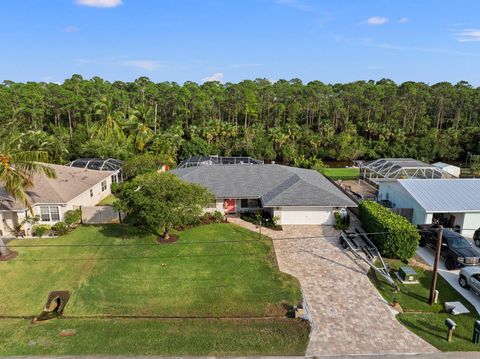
left=171, top=164, right=356, bottom=225
left=0, top=164, right=115, bottom=237
left=378, top=179, right=480, bottom=237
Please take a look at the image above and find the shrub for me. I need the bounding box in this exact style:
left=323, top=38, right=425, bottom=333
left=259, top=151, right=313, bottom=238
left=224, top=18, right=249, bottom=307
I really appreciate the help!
left=240, top=211, right=282, bottom=231
left=358, top=201, right=419, bottom=260
left=51, top=222, right=69, bottom=236
left=110, top=182, right=121, bottom=194
left=334, top=211, right=350, bottom=230
left=64, top=209, right=82, bottom=227
left=32, top=225, right=51, bottom=238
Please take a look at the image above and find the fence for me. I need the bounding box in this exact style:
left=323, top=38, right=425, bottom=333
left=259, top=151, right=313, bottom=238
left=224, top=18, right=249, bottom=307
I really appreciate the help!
left=79, top=206, right=125, bottom=224
left=390, top=208, right=414, bottom=222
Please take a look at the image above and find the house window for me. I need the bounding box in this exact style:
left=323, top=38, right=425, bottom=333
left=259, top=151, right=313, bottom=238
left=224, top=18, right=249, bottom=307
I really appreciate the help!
left=40, top=206, right=50, bottom=221
left=90, top=189, right=94, bottom=197
left=111, top=175, right=117, bottom=183
left=39, top=206, right=60, bottom=222
left=240, top=199, right=261, bottom=208
left=101, top=180, right=107, bottom=192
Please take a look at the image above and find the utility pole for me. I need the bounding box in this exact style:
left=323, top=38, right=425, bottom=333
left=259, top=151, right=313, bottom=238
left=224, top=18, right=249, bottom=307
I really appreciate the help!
left=429, top=225, right=443, bottom=305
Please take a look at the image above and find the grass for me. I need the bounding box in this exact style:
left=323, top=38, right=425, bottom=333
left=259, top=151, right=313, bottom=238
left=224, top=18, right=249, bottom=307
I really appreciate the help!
left=321, top=167, right=359, bottom=180
left=0, top=223, right=308, bottom=355
left=0, top=318, right=309, bottom=356
left=369, top=258, right=480, bottom=351
left=97, top=194, right=117, bottom=206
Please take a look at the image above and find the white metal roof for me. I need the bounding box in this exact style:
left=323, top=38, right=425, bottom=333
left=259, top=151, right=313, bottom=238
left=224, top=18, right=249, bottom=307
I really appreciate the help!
left=397, top=179, right=480, bottom=213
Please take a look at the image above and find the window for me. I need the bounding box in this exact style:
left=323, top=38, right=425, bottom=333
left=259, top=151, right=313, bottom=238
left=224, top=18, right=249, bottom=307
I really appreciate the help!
left=90, top=189, right=93, bottom=197
left=50, top=206, right=60, bottom=221
left=39, top=206, right=60, bottom=222
left=240, top=199, right=261, bottom=208
left=101, top=180, right=107, bottom=192
left=111, top=175, right=117, bottom=183
left=40, top=206, right=50, bottom=221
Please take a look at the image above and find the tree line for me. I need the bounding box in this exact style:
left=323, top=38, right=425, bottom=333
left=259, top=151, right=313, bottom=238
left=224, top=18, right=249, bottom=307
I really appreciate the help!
left=1, top=75, right=479, bottom=166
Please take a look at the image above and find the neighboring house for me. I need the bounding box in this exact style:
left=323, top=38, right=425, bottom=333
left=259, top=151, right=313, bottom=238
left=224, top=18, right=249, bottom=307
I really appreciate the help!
left=171, top=164, right=356, bottom=225
left=378, top=179, right=480, bottom=237
left=0, top=164, right=115, bottom=237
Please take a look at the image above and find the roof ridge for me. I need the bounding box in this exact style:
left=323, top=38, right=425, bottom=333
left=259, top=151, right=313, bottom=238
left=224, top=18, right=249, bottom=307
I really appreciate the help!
left=261, top=174, right=301, bottom=205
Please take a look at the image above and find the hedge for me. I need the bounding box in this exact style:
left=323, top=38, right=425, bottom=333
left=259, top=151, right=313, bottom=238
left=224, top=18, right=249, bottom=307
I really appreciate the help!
left=358, top=200, right=419, bottom=260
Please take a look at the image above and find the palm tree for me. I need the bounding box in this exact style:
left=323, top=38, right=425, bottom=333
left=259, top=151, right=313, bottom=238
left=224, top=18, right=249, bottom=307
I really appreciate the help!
left=127, top=104, right=154, bottom=152
left=0, top=134, right=55, bottom=258
left=92, top=96, right=126, bottom=142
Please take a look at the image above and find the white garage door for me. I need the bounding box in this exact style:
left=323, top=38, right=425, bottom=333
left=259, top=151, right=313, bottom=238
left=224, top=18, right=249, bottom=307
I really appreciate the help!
left=279, top=207, right=335, bottom=225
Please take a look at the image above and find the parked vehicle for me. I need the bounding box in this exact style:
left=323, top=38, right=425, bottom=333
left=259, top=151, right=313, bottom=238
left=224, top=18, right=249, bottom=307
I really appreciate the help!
left=474, top=228, right=480, bottom=248
left=418, top=225, right=480, bottom=270
left=458, top=266, right=480, bottom=294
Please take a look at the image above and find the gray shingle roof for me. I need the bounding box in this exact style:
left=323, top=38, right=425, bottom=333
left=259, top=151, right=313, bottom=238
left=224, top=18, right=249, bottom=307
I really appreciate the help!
left=171, top=164, right=356, bottom=208
left=398, top=179, right=480, bottom=212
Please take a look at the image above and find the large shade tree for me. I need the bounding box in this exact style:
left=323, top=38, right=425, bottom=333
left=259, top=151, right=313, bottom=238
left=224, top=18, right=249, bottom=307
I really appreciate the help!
left=114, top=172, right=214, bottom=239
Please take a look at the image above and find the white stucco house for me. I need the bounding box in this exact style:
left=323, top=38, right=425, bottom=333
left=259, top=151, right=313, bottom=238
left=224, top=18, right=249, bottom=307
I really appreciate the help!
left=171, top=162, right=356, bottom=225
left=0, top=163, right=116, bottom=237
left=378, top=179, right=480, bottom=237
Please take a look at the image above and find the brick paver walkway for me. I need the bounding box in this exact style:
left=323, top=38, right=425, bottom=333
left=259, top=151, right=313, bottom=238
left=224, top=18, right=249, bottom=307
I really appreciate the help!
left=228, top=217, right=437, bottom=357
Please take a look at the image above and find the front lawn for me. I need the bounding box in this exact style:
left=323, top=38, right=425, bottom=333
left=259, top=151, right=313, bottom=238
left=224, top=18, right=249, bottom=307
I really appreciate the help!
left=0, top=223, right=308, bottom=355
left=321, top=167, right=359, bottom=180
left=369, top=259, right=480, bottom=351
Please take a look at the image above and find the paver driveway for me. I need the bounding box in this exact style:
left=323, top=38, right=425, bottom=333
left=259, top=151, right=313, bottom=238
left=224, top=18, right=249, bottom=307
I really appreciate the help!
left=229, top=218, right=437, bottom=357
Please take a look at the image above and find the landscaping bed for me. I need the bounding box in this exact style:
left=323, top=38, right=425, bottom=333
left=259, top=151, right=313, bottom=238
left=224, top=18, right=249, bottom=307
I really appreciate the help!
left=0, top=223, right=307, bottom=355
left=240, top=212, right=282, bottom=231
left=369, top=258, right=480, bottom=351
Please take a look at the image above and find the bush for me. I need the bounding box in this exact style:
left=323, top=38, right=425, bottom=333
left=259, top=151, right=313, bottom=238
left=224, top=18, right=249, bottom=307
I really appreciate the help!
left=51, top=222, right=69, bottom=236
left=358, top=201, right=419, bottom=260
left=240, top=211, right=282, bottom=231
left=110, top=182, right=121, bottom=194
left=32, top=225, right=51, bottom=238
left=334, top=211, right=350, bottom=230
left=64, top=209, right=82, bottom=227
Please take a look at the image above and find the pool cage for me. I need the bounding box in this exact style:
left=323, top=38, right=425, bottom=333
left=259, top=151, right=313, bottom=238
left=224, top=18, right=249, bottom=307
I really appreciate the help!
left=355, top=158, right=454, bottom=181
left=177, top=156, right=264, bottom=168
left=67, top=158, right=124, bottom=182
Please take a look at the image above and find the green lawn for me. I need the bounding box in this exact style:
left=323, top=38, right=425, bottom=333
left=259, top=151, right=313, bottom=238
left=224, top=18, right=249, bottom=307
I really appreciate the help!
left=97, top=194, right=117, bottom=206
left=0, top=223, right=308, bottom=355
left=321, top=167, right=359, bottom=180
left=369, top=259, right=480, bottom=351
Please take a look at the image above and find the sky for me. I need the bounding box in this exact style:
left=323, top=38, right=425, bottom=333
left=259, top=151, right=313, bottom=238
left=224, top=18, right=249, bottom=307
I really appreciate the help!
left=1, top=0, right=480, bottom=85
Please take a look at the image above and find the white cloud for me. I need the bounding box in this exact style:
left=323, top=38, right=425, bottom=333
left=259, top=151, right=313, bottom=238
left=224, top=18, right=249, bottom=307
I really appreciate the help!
left=121, top=60, right=161, bottom=71
left=276, top=0, right=311, bottom=11
left=202, top=72, right=224, bottom=83
left=365, top=16, right=388, bottom=25
left=456, top=29, right=480, bottom=42
left=64, top=25, right=79, bottom=32
left=75, top=0, right=122, bottom=8
left=398, top=17, right=409, bottom=24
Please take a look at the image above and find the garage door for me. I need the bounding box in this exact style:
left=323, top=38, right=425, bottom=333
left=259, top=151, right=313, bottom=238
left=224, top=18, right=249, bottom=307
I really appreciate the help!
left=279, top=207, right=335, bottom=225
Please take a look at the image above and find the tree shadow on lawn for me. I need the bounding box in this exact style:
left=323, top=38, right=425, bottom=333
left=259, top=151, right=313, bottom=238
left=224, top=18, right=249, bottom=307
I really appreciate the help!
left=399, top=316, right=445, bottom=341
left=95, top=223, right=155, bottom=240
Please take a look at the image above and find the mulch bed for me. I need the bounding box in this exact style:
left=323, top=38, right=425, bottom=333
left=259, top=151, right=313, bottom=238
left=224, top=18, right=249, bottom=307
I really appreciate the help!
left=156, top=234, right=180, bottom=244
left=0, top=251, right=18, bottom=261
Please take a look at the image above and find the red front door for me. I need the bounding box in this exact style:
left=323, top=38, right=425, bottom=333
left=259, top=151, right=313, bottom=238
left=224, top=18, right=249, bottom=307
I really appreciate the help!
left=225, top=199, right=236, bottom=214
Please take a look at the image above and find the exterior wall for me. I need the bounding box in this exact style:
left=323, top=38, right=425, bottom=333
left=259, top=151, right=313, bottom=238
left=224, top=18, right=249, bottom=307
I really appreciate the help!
left=378, top=182, right=428, bottom=224
left=274, top=206, right=336, bottom=225
left=462, top=213, right=480, bottom=238
left=0, top=211, right=20, bottom=237
left=204, top=199, right=225, bottom=213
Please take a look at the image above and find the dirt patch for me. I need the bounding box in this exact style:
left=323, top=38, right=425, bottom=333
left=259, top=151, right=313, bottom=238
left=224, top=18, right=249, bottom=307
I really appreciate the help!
left=0, top=251, right=18, bottom=261
left=156, top=234, right=180, bottom=244
left=409, top=255, right=432, bottom=271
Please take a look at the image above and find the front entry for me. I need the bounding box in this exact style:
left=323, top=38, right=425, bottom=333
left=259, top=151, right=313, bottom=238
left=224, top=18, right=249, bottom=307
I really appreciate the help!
left=225, top=199, right=236, bottom=214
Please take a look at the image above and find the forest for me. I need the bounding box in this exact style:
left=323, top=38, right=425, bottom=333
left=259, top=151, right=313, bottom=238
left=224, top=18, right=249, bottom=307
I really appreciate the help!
left=1, top=75, right=480, bottom=167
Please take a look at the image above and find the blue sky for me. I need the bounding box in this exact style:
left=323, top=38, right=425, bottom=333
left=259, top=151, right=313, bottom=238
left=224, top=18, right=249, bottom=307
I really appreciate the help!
left=1, top=0, right=480, bottom=85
